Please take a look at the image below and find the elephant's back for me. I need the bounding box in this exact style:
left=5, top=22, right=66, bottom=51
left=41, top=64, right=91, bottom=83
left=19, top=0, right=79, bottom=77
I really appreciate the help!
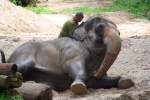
left=7, top=41, right=43, bottom=63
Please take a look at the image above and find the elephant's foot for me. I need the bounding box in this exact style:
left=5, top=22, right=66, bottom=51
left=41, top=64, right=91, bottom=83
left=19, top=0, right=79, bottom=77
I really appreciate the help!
left=71, top=80, right=87, bottom=94
left=118, top=78, right=134, bottom=89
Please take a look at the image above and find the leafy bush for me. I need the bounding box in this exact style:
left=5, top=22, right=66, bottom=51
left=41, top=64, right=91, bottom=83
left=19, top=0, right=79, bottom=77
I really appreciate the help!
left=10, top=0, right=37, bottom=7
left=0, top=90, right=23, bottom=100
left=112, top=0, right=150, bottom=17
left=10, top=0, right=21, bottom=5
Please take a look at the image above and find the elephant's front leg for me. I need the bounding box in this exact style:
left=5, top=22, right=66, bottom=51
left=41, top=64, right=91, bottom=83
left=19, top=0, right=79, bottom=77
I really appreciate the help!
left=67, top=58, right=87, bottom=94
left=86, top=75, right=134, bottom=89
left=86, top=75, right=120, bottom=89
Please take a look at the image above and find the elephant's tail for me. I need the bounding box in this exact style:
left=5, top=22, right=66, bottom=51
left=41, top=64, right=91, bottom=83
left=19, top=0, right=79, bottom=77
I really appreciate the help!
left=0, top=49, right=6, bottom=63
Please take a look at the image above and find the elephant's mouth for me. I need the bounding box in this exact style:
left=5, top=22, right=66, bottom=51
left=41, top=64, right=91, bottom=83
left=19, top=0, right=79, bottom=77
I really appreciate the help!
left=89, top=44, right=106, bottom=55
left=94, top=38, right=104, bottom=48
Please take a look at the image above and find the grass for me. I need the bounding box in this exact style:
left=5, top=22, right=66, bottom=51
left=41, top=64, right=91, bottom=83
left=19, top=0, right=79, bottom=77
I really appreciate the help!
left=26, top=0, right=150, bottom=18
left=26, top=6, right=59, bottom=14
left=61, top=6, right=103, bottom=15
left=111, top=0, right=150, bottom=17
left=62, top=0, right=150, bottom=17
left=61, top=6, right=118, bottom=15
left=25, top=5, right=115, bottom=15
left=0, top=90, right=23, bottom=100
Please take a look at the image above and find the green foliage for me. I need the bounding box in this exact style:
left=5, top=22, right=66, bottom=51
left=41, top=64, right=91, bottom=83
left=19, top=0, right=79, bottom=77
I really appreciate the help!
left=10, top=0, right=21, bottom=5
left=10, top=0, right=37, bottom=7
left=0, top=90, right=23, bottom=100
left=111, top=0, right=150, bottom=17
left=26, top=6, right=59, bottom=14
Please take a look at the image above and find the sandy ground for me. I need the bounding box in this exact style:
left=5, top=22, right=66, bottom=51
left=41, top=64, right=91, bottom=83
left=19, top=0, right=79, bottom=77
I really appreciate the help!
left=0, top=0, right=150, bottom=100
left=0, top=13, right=150, bottom=100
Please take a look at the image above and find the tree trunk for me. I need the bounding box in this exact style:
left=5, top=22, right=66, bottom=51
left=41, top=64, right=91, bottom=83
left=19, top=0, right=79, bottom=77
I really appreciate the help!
left=0, top=63, right=17, bottom=75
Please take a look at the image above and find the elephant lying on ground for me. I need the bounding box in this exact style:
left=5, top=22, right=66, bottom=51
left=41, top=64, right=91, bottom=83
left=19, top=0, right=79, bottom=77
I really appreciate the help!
left=1, top=16, right=134, bottom=94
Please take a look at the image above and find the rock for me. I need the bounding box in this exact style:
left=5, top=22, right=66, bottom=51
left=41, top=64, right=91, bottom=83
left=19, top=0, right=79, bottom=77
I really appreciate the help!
left=16, top=81, right=52, bottom=100
left=118, top=78, right=134, bottom=89
left=12, top=37, right=20, bottom=42
left=113, top=94, right=134, bottom=100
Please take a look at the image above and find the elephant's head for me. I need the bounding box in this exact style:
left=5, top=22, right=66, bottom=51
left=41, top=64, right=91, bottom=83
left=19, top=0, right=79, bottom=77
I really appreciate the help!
left=73, top=16, right=121, bottom=79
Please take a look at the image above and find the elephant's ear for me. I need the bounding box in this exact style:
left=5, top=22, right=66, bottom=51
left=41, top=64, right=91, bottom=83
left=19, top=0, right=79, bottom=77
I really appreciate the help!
left=84, top=20, right=93, bottom=32
left=72, top=22, right=87, bottom=41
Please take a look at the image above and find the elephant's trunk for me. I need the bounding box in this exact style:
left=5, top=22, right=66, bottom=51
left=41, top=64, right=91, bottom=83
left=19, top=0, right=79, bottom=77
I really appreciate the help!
left=94, top=28, right=121, bottom=79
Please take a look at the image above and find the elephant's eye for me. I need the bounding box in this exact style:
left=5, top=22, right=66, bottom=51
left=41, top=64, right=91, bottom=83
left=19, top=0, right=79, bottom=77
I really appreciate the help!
left=95, top=28, right=103, bottom=38
left=95, top=24, right=104, bottom=38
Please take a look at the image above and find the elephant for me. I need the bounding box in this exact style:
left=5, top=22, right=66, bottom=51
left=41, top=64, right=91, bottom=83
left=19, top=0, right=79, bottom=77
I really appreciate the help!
left=0, top=16, right=134, bottom=94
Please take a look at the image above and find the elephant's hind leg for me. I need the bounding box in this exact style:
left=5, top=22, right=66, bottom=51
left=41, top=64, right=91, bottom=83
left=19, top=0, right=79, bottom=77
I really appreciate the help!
left=17, top=59, right=35, bottom=81
left=17, top=60, right=56, bottom=89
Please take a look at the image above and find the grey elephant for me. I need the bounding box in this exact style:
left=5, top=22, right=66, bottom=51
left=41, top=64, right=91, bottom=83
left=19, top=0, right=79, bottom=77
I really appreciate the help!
left=0, top=16, right=134, bottom=94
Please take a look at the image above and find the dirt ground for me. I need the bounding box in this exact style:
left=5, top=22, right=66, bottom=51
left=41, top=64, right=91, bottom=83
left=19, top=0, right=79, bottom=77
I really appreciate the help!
left=0, top=0, right=150, bottom=100
left=38, top=0, right=113, bottom=9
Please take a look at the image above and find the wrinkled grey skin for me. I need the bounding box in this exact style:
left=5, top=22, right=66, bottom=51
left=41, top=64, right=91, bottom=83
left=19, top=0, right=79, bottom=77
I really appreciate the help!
left=6, top=16, right=121, bottom=91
